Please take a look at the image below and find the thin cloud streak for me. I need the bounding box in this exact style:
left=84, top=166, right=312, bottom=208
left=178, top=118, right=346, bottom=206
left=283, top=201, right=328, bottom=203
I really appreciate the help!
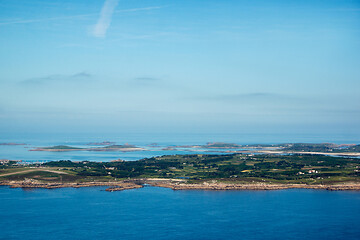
left=0, top=13, right=96, bottom=26
left=133, top=77, right=161, bottom=82
left=119, top=6, right=163, bottom=13
left=92, top=0, right=119, bottom=38
left=204, top=92, right=286, bottom=101
left=127, top=76, right=164, bottom=88
left=20, top=72, right=92, bottom=85
left=192, top=92, right=306, bottom=105
left=0, top=6, right=164, bottom=26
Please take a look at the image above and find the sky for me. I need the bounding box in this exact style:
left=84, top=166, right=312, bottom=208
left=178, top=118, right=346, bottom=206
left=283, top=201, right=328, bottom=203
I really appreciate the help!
left=0, top=0, right=359, bottom=136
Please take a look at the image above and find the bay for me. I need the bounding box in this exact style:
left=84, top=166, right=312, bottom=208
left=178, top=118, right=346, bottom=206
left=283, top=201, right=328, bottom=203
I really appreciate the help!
left=1, top=132, right=359, bottom=162
left=0, top=186, right=359, bottom=240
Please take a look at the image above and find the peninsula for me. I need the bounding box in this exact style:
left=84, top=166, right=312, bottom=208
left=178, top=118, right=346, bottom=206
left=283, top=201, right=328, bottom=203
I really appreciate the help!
left=1, top=153, right=359, bottom=191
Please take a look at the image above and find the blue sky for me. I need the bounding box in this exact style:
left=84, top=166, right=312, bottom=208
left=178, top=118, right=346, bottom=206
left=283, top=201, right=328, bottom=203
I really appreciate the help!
left=0, top=0, right=359, bottom=135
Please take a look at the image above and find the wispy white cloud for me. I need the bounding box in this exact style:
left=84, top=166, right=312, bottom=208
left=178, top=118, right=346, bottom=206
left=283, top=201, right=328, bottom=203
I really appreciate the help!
left=118, top=6, right=163, bottom=13
left=92, top=0, right=119, bottom=38
left=0, top=13, right=95, bottom=26
left=132, top=77, right=161, bottom=82
left=128, top=77, right=163, bottom=87
left=20, top=72, right=92, bottom=85
left=0, top=6, right=164, bottom=26
left=195, top=92, right=305, bottom=105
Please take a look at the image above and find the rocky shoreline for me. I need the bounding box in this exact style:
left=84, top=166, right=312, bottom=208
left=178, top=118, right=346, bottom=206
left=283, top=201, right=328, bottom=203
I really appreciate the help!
left=0, top=180, right=143, bottom=191
left=105, top=184, right=143, bottom=192
left=150, top=182, right=360, bottom=191
left=1, top=179, right=360, bottom=191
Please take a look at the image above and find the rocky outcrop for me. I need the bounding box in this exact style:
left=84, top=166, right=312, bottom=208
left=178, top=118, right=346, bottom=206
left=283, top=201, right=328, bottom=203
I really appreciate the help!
left=105, top=183, right=143, bottom=192
left=149, top=182, right=360, bottom=191
left=1, top=179, right=359, bottom=191
left=0, top=179, right=143, bottom=191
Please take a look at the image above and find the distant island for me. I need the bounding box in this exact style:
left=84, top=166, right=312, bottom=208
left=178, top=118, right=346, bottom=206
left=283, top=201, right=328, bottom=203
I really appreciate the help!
left=0, top=143, right=27, bottom=146
left=30, top=144, right=145, bottom=152
left=24, top=142, right=360, bottom=156
left=1, top=152, right=359, bottom=191
left=165, top=142, right=360, bottom=157
left=86, top=141, right=116, bottom=146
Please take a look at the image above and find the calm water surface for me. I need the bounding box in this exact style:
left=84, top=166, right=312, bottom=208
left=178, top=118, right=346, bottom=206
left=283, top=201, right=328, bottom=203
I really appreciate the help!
left=1, top=132, right=359, bottom=162
left=1, top=186, right=359, bottom=240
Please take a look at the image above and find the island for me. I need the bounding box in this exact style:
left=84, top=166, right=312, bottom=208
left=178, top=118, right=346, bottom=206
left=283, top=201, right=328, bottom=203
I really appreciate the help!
left=30, top=144, right=145, bottom=152
left=1, top=152, right=359, bottom=191
left=165, top=142, right=360, bottom=157
left=0, top=143, right=27, bottom=146
left=86, top=141, right=116, bottom=146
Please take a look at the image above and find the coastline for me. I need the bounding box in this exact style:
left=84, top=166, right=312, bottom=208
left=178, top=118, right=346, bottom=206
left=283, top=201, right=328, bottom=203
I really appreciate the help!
left=0, top=180, right=143, bottom=191
left=149, top=181, right=360, bottom=191
left=1, top=179, right=360, bottom=191
left=29, top=147, right=145, bottom=152
left=257, top=150, right=360, bottom=157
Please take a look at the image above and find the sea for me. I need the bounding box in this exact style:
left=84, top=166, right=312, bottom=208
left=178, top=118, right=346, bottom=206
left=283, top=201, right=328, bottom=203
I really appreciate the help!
left=1, top=132, right=359, bottom=163
left=1, top=132, right=359, bottom=239
left=0, top=186, right=359, bottom=240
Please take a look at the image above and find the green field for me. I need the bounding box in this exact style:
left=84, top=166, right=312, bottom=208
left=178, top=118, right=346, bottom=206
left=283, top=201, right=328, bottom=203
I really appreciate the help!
left=1, top=154, right=359, bottom=184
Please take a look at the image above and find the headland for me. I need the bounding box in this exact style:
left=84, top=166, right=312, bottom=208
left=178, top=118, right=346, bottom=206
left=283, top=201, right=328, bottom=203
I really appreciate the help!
left=1, top=152, right=359, bottom=191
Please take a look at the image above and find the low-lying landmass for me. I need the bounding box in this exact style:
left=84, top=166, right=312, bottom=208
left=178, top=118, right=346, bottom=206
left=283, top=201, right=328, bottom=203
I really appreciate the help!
left=165, top=142, right=360, bottom=156
left=86, top=141, right=116, bottom=146
left=1, top=153, right=359, bottom=191
left=30, top=144, right=145, bottom=152
left=0, top=142, right=27, bottom=146
left=26, top=142, right=360, bottom=156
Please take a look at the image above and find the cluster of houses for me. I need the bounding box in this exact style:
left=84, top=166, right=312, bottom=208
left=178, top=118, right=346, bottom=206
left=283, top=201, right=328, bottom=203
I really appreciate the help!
left=0, top=159, right=21, bottom=165
left=297, top=169, right=319, bottom=175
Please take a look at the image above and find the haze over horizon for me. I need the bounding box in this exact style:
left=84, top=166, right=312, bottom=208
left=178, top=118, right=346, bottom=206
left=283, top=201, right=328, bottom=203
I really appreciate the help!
left=1, top=0, right=359, bottom=136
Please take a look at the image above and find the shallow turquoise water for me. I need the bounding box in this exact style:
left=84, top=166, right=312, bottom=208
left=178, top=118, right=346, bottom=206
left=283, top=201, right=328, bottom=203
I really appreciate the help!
left=1, top=132, right=359, bottom=162
left=1, top=186, right=359, bottom=240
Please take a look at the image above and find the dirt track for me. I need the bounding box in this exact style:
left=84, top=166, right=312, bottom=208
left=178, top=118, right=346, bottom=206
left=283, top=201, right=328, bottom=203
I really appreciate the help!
left=0, top=169, right=69, bottom=177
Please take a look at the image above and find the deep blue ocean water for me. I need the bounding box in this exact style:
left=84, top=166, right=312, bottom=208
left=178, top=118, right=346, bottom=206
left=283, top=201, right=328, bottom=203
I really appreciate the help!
left=1, top=133, right=360, bottom=239
left=0, top=186, right=359, bottom=240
